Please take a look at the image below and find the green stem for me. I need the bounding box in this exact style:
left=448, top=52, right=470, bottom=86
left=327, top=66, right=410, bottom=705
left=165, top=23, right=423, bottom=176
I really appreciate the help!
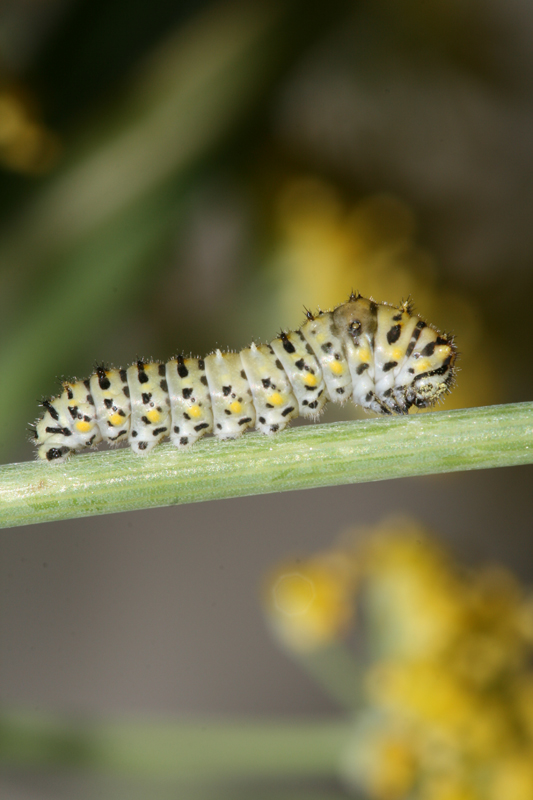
left=294, top=644, right=367, bottom=713
left=0, top=711, right=351, bottom=781
left=1, top=402, right=532, bottom=529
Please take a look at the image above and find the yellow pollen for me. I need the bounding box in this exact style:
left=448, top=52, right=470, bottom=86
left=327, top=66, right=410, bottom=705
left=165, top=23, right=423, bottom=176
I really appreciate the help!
left=330, top=361, right=344, bottom=375
left=229, top=400, right=242, bottom=414
left=305, top=374, right=318, bottom=387
left=269, top=392, right=284, bottom=406
left=189, top=404, right=202, bottom=418
left=146, top=409, right=161, bottom=423
left=75, top=420, right=92, bottom=433
left=109, top=413, right=123, bottom=426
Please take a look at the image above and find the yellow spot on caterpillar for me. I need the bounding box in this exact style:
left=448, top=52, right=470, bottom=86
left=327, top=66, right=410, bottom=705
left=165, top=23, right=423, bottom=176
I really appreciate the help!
left=229, top=400, right=242, bottom=414
left=330, top=362, right=344, bottom=375
left=189, top=405, right=202, bottom=418
left=416, top=359, right=431, bottom=372
left=359, top=349, right=370, bottom=362
left=269, top=392, right=283, bottom=406
left=109, top=413, right=123, bottom=426
left=305, top=374, right=318, bottom=387
left=76, top=420, right=92, bottom=433
left=392, top=347, right=404, bottom=361
left=146, top=409, right=161, bottom=423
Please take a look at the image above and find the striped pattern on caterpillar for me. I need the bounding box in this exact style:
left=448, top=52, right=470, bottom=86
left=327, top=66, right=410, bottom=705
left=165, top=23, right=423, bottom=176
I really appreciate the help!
left=33, top=293, right=457, bottom=463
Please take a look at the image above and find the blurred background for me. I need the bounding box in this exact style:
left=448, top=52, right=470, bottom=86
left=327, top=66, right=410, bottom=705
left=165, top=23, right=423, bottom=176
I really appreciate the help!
left=0, top=0, right=532, bottom=797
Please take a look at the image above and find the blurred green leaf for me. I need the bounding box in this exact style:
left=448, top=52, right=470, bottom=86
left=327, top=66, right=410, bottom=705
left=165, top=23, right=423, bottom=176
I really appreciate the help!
left=0, top=0, right=348, bottom=460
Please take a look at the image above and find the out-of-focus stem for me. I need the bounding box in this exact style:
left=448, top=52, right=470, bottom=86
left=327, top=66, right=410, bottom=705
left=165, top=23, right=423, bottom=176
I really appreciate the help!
left=0, top=711, right=352, bottom=780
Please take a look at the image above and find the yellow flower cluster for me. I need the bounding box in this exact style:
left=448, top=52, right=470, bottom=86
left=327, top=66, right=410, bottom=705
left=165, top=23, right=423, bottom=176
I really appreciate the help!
left=271, top=177, right=495, bottom=410
left=263, top=518, right=533, bottom=800
left=352, top=530, right=533, bottom=799
left=0, top=87, right=59, bottom=174
left=262, top=550, right=358, bottom=653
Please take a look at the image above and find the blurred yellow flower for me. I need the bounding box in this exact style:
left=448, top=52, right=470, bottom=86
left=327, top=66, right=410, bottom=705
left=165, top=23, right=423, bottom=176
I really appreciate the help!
left=488, top=755, right=533, bottom=800
left=264, top=517, right=533, bottom=799
left=421, top=774, right=480, bottom=800
left=275, top=178, right=423, bottom=314
left=369, top=660, right=517, bottom=760
left=450, top=566, right=531, bottom=687
left=367, top=660, right=472, bottom=735
left=263, top=550, right=357, bottom=652
left=358, top=522, right=463, bottom=659
left=515, top=593, right=533, bottom=644
left=271, top=176, right=496, bottom=410
left=341, top=715, right=418, bottom=800
left=0, top=88, right=60, bottom=174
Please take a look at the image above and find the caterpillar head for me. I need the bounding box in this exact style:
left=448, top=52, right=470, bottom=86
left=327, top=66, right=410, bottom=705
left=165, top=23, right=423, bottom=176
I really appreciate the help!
left=332, top=296, right=457, bottom=413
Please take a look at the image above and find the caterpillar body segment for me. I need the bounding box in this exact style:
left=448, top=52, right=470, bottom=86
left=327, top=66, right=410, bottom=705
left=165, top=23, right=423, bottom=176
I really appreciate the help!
left=166, top=356, right=213, bottom=448
left=90, top=367, right=130, bottom=444
left=239, top=343, right=299, bottom=435
left=34, top=294, right=457, bottom=463
left=300, top=311, right=353, bottom=402
left=204, top=350, right=256, bottom=439
left=126, top=362, right=171, bottom=454
left=270, top=330, right=328, bottom=419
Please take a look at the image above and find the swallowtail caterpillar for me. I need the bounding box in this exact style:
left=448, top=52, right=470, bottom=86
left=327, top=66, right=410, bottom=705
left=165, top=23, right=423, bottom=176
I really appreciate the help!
left=33, top=293, right=457, bottom=463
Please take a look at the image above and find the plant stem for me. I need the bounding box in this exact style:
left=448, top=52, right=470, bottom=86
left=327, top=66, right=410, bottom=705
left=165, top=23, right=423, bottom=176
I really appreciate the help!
left=294, top=644, right=367, bottom=713
left=1, top=402, right=532, bottom=529
left=0, top=711, right=352, bottom=781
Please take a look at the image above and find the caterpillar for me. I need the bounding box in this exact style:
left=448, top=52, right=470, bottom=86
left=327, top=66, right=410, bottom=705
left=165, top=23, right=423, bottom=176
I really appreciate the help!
left=33, top=293, right=457, bottom=463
